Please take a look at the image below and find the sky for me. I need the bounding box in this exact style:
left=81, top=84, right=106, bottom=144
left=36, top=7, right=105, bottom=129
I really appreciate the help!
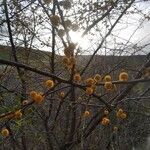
left=0, top=0, right=150, bottom=55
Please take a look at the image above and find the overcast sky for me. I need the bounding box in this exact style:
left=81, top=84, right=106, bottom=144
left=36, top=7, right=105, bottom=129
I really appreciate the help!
left=0, top=0, right=150, bottom=55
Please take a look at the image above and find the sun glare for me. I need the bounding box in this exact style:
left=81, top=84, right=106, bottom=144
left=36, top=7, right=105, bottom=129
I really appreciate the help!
left=69, top=31, right=89, bottom=49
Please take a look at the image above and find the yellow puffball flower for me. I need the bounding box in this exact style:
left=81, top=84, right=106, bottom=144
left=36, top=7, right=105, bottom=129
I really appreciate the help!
left=69, top=57, right=76, bottom=65
left=101, top=117, right=110, bottom=126
left=86, top=78, right=95, bottom=86
left=45, top=80, right=54, bottom=89
left=50, top=15, right=60, bottom=26
left=104, top=82, right=113, bottom=90
left=59, top=92, right=65, bottom=98
left=33, top=93, right=44, bottom=104
left=63, top=0, right=71, bottom=10
left=94, top=74, right=102, bottom=83
left=1, top=128, right=9, bottom=137
left=64, top=19, right=72, bottom=28
left=73, top=73, right=81, bottom=82
left=104, top=75, right=111, bottom=82
left=64, top=43, right=76, bottom=57
left=58, top=29, right=65, bottom=37
left=116, top=112, right=121, bottom=118
left=63, top=57, right=70, bottom=65
left=116, top=109, right=127, bottom=119
left=30, top=91, right=37, bottom=99
left=71, top=23, right=79, bottom=31
left=14, top=110, right=22, bottom=119
left=85, top=87, right=94, bottom=95
left=119, top=72, right=129, bottom=81
left=68, top=43, right=76, bottom=50
left=64, top=47, right=73, bottom=57
left=120, top=113, right=127, bottom=119
left=118, top=108, right=123, bottom=114
left=83, top=111, right=91, bottom=117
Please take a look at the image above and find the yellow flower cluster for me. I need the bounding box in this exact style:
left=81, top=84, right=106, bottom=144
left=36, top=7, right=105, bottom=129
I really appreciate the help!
left=71, top=23, right=79, bottom=31
left=1, top=128, right=9, bottom=137
left=116, top=108, right=127, bottom=119
left=64, top=19, right=72, bottom=28
left=63, top=43, right=77, bottom=70
left=119, top=71, right=128, bottom=81
left=85, top=77, right=97, bottom=95
left=50, top=15, right=60, bottom=26
left=103, top=75, right=114, bottom=91
left=94, top=74, right=102, bottom=83
left=63, top=56, right=76, bottom=70
left=83, top=110, right=91, bottom=117
left=45, top=80, right=54, bottom=89
left=69, top=57, right=76, bottom=65
left=73, top=73, right=81, bottom=82
left=58, top=29, right=65, bottom=38
left=63, top=1, right=71, bottom=10
left=104, top=75, right=111, bottom=82
left=104, top=81, right=113, bottom=90
left=59, top=91, right=65, bottom=98
left=85, top=87, right=94, bottom=95
left=86, top=78, right=95, bottom=86
left=64, top=43, right=76, bottom=57
left=30, top=91, right=44, bottom=104
left=14, top=110, right=22, bottom=119
left=63, top=57, right=69, bottom=64
left=101, top=117, right=110, bottom=126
